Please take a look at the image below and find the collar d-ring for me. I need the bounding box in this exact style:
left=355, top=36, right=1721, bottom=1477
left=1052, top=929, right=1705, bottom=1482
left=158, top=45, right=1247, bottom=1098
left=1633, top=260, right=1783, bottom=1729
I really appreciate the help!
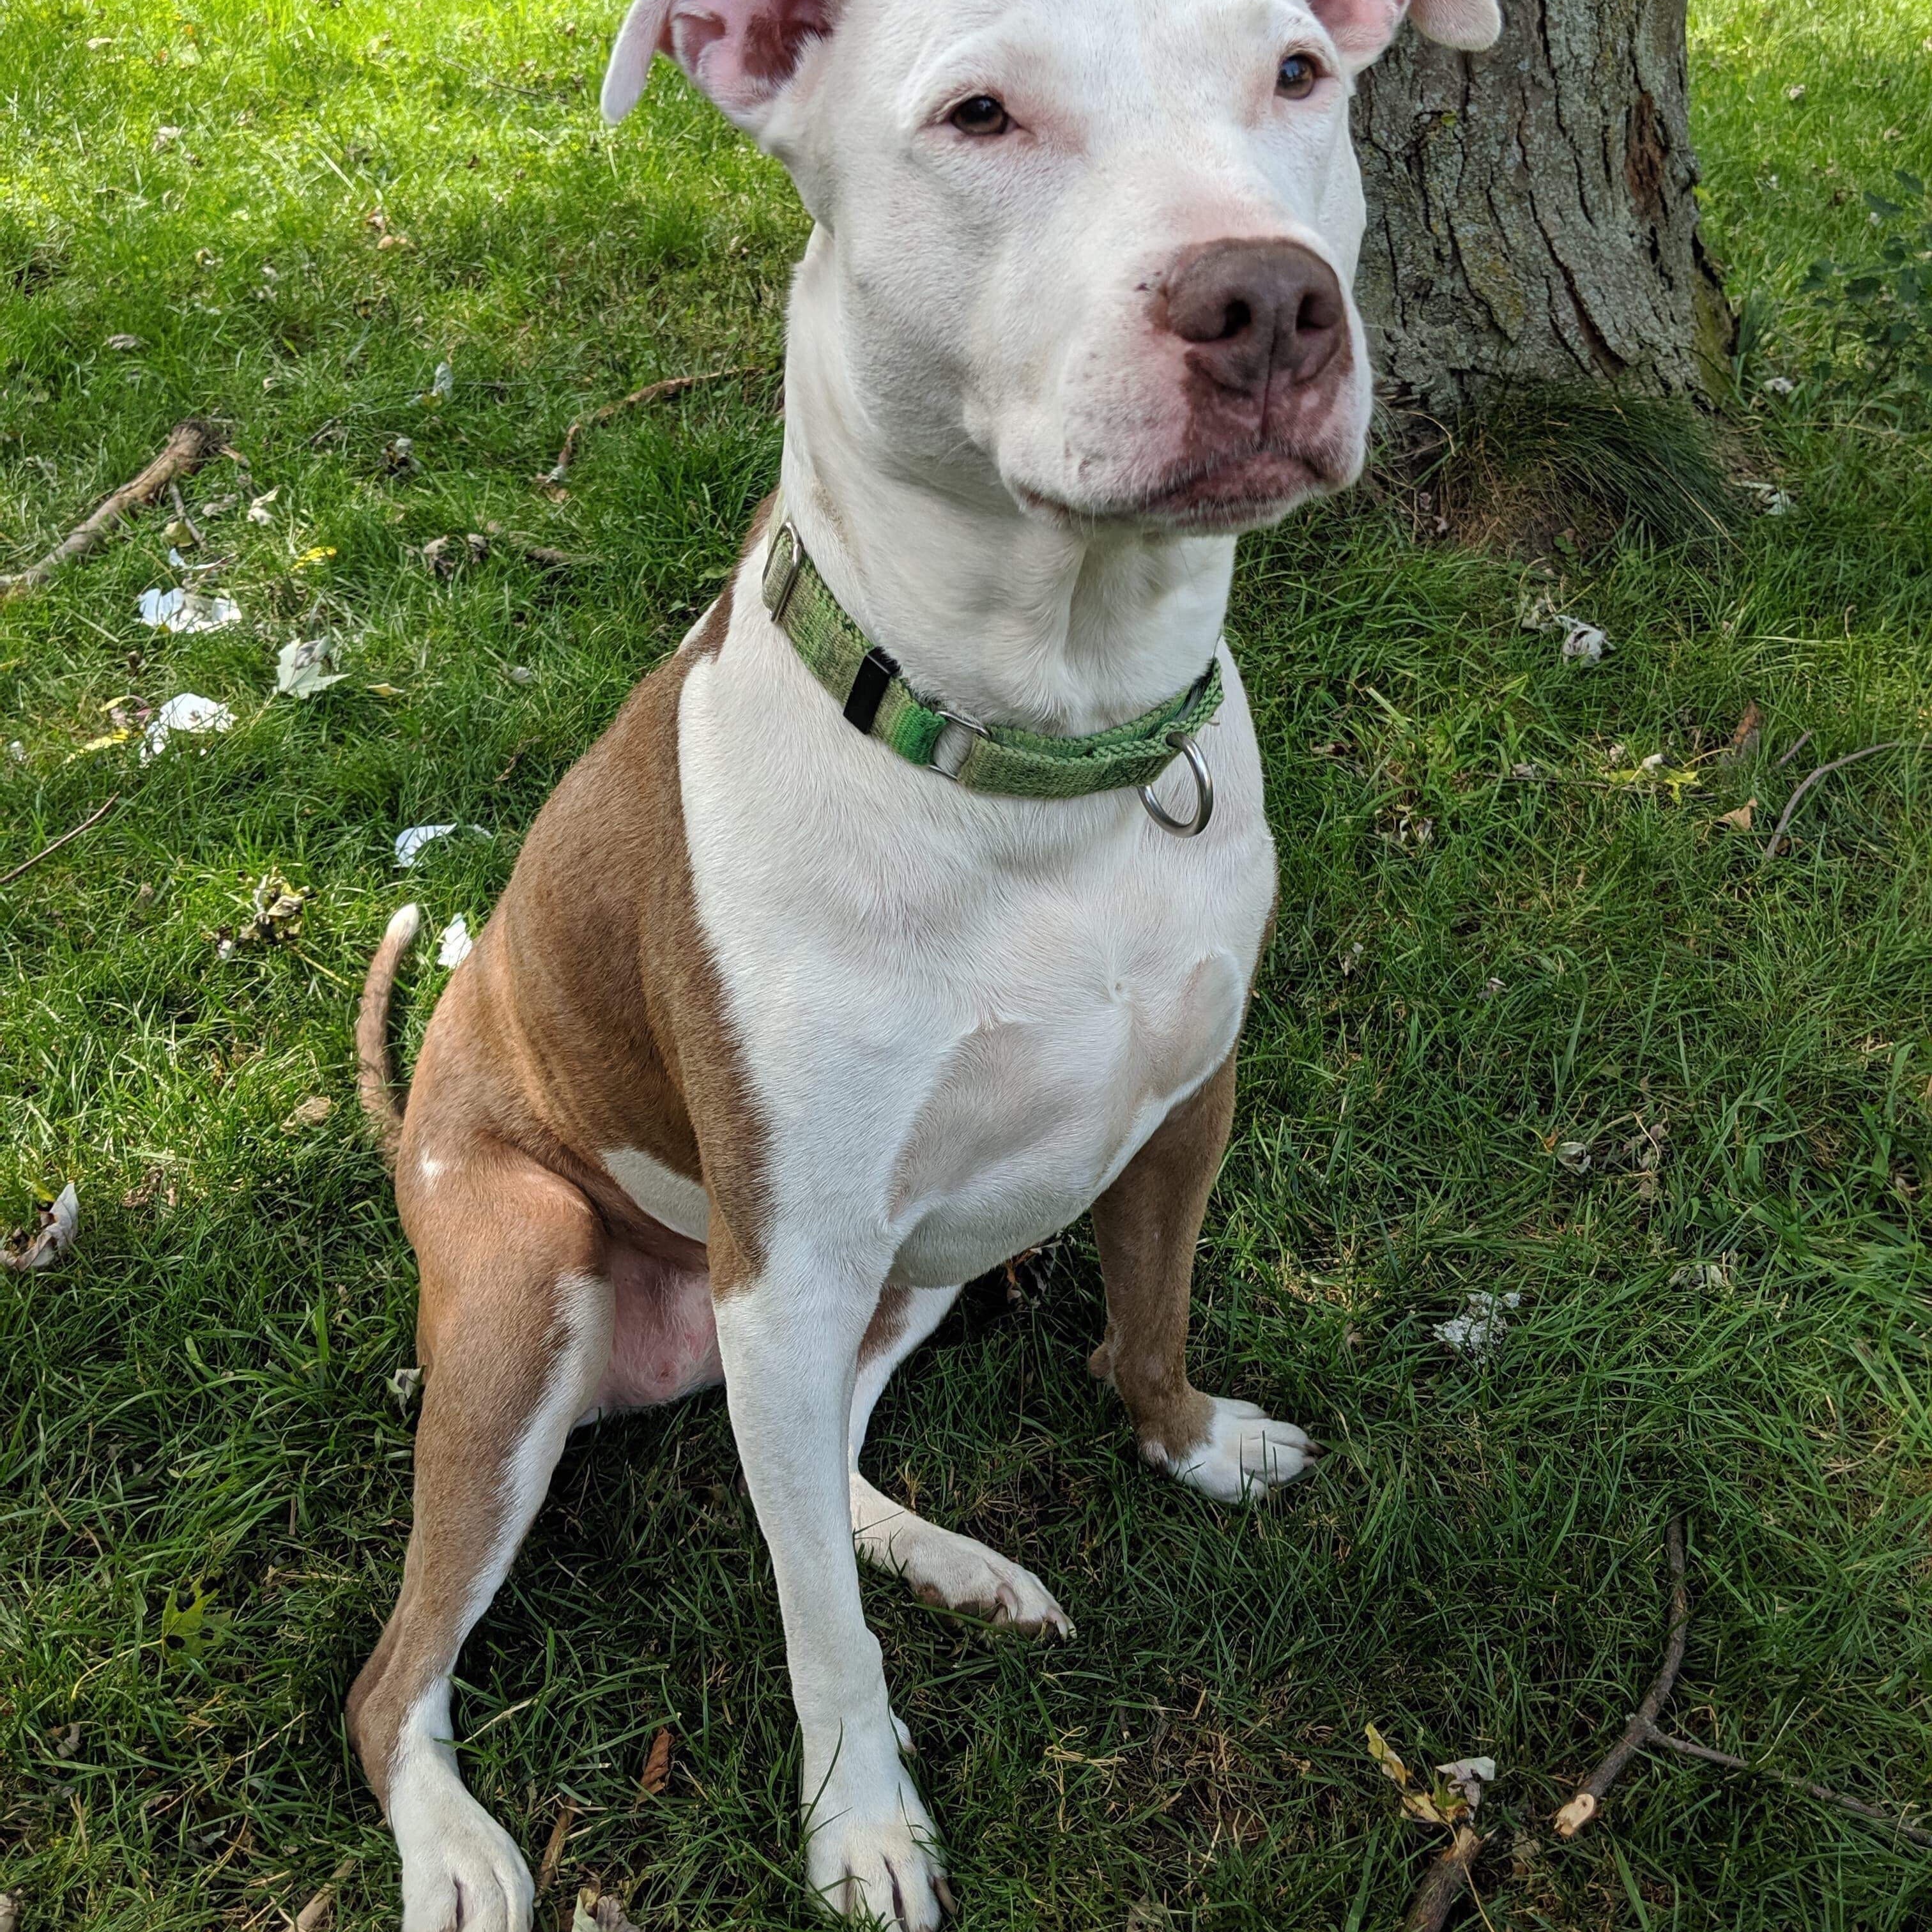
left=1138, top=731, right=1213, bottom=837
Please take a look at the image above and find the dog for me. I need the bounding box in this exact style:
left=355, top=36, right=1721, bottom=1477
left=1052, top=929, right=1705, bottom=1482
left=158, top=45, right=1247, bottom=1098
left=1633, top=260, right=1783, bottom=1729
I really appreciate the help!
left=346, top=2, right=1502, bottom=1926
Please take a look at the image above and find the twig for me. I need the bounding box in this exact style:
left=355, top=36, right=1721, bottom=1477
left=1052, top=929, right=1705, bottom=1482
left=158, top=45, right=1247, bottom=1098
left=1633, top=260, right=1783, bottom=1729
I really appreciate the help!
left=293, top=1857, right=355, bottom=1932
left=1775, top=728, right=1813, bottom=769
left=0, top=420, right=222, bottom=601
left=1402, top=1824, right=1489, bottom=1932
left=539, top=367, right=757, bottom=489
left=0, top=793, right=119, bottom=889
left=535, top=1801, right=577, bottom=1895
left=169, top=480, right=203, bottom=547
left=1641, top=1732, right=1932, bottom=1846
left=1554, top=1517, right=1690, bottom=1838
left=1554, top=1516, right=1932, bottom=1848
left=1759, top=740, right=1925, bottom=864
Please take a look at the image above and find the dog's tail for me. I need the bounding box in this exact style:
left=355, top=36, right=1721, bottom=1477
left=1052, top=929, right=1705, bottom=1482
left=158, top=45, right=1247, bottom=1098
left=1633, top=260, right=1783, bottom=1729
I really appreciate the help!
left=357, top=903, right=422, bottom=1170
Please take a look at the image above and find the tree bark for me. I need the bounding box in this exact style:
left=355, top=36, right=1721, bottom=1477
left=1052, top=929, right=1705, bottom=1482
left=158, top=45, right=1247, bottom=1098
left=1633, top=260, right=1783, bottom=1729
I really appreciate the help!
left=1354, top=0, right=1729, bottom=419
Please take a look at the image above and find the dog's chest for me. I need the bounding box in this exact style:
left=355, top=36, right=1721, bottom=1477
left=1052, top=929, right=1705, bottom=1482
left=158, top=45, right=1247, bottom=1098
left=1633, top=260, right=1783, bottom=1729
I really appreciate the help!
left=683, top=647, right=1275, bottom=1287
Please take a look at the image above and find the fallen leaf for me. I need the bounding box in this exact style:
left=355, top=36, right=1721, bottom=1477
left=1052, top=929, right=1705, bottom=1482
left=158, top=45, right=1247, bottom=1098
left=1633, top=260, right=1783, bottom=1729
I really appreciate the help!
left=571, top=1888, right=643, bottom=1932
left=1556, top=1140, right=1593, bottom=1173
left=277, top=637, right=347, bottom=699
left=381, top=435, right=417, bottom=475
left=215, top=870, right=307, bottom=956
left=425, top=360, right=455, bottom=404
left=159, top=1581, right=228, bottom=1664
left=421, top=533, right=491, bottom=578
left=0, top=1890, right=18, bottom=1932
left=282, top=1096, right=333, bottom=1133
left=138, top=588, right=243, bottom=635
left=1762, top=375, right=1796, bottom=397
left=247, top=487, right=280, bottom=523
left=1716, top=798, right=1757, bottom=831
left=2, top=1182, right=80, bottom=1272
left=52, top=1721, right=82, bottom=1758
left=436, top=914, right=473, bottom=967
left=1125, top=1905, right=1174, bottom=1932
left=1671, top=1259, right=1733, bottom=1291
left=638, top=1728, right=672, bottom=1798
left=106, top=332, right=145, bottom=351
left=537, top=1803, right=578, bottom=1896
left=387, top=1365, right=423, bottom=1410
left=293, top=1859, right=356, bottom=1932
left=1724, top=702, right=1762, bottom=763
left=365, top=683, right=406, bottom=699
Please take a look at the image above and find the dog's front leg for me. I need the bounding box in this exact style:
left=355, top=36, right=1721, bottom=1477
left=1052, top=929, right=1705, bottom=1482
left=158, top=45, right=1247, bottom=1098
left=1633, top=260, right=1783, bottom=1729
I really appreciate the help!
left=1091, top=1052, right=1317, bottom=1502
left=712, top=1231, right=949, bottom=1929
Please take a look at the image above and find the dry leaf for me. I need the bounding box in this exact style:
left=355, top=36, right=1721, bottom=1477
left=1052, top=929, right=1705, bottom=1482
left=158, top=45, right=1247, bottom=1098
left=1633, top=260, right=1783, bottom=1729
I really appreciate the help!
left=282, top=1096, right=333, bottom=1133
left=3, top=1182, right=79, bottom=1272
left=387, top=1365, right=423, bottom=1410
left=537, top=1803, right=577, bottom=1896
left=572, top=1889, right=643, bottom=1932
left=395, top=824, right=487, bottom=869
left=294, top=1859, right=355, bottom=1932
left=638, top=1727, right=672, bottom=1798
left=0, top=1890, right=19, bottom=1932
left=1436, top=1756, right=1498, bottom=1813
left=247, top=487, right=280, bottom=523
left=106, top=332, right=146, bottom=351
left=1716, top=798, right=1757, bottom=831
left=278, top=637, right=346, bottom=699
left=1432, top=1291, right=1520, bottom=1363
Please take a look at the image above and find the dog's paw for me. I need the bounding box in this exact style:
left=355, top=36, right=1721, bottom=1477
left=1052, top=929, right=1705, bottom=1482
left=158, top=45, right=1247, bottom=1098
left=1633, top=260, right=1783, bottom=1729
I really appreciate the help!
left=858, top=1504, right=1073, bottom=1637
left=806, top=1767, right=953, bottom=1929
left=395, top=1781, right=533, bottom=1932
left=1149, top=1395, right=1315, bottom=1503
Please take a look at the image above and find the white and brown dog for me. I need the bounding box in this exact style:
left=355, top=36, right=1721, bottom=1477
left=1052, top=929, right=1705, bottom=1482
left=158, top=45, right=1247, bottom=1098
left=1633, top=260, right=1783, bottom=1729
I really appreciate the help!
left=348, top=1, right=1501, bottom=1926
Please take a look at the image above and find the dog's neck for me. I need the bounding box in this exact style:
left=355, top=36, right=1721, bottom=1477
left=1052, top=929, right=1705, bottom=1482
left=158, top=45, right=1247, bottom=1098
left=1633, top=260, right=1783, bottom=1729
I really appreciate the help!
left=776, top=252, right=1237, bottom=737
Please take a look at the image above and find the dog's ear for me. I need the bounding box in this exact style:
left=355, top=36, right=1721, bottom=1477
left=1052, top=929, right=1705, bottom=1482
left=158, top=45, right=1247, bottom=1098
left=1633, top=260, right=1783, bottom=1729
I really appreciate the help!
left=1305, top=0, right=1501, bottom=70
left=602, top=0, right=840, bottom=130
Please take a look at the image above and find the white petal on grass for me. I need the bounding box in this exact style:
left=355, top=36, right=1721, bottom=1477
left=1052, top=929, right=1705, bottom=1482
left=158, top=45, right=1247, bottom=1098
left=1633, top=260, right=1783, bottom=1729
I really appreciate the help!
left=436, top=914, right=473, bottom=967
left=2, top=1182, right=79, bottom=1272
left=394, top=822, right=487, bottom=869
left=247, top=487, right=280, bottom=523
left=1432, top=1291, right=1521, bottom=1363
left=141, top=693, right=235, bottom=762
left=138, top=586, right=243, bottom=633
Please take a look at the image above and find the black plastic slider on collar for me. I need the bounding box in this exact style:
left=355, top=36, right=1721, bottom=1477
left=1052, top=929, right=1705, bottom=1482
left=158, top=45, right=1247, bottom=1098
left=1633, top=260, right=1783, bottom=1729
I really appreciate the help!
left=843, top=644, right=900, bottom=733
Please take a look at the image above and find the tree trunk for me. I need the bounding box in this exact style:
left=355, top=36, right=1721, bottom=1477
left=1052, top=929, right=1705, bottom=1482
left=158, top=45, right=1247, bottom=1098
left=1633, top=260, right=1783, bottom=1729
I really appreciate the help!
left=1353, top=0, right=1730, bottom=420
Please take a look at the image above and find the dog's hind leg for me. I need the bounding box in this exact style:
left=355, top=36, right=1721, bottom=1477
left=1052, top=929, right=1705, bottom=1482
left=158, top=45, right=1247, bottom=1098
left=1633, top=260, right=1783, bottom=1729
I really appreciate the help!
left=1089, top=1052, right=1316, bottom=1503
left=848, top=1285, right=1072, bottom=1638
left=348, top=1147, right=613, bottom=1932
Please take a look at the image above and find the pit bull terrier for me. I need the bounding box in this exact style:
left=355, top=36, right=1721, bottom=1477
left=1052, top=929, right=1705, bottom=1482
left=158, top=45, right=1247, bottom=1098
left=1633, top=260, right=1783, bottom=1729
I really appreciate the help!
left=348, top=2, right=1502, bottom=1926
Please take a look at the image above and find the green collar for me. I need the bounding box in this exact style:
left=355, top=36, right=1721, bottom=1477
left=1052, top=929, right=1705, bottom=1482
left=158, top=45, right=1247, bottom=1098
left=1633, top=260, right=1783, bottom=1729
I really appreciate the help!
left=759, top=499, right=1223, bottom=821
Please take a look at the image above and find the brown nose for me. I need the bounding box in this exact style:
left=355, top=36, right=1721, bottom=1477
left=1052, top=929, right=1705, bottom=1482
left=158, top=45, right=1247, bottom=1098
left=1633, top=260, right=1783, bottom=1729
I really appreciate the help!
left=1162, top=239, right=1346, bottom=394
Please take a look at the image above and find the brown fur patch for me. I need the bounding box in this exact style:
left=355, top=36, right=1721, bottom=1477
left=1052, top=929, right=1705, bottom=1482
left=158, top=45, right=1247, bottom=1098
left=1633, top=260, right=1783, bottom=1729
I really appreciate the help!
left=1087, top=1054, right=1238, bottom=1460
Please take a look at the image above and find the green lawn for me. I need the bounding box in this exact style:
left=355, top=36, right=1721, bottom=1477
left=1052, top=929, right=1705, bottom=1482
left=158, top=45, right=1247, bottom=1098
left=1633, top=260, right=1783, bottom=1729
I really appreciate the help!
left=3, top=3, right=1930, bottom=1929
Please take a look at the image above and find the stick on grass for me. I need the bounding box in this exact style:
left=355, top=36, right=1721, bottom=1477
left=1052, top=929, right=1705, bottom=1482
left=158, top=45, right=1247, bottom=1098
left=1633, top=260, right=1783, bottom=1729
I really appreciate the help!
left=0, top=420, right=222, bottom=602
left=539, top=367, right=758, bottom=489
left=1759, top=739, right=1927, bottom=864
left=0, top=793, right=119, bottom=889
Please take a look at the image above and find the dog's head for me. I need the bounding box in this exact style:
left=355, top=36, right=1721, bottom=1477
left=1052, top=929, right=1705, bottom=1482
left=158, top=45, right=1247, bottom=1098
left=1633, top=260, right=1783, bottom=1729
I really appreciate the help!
left=605, top=0, right=1499, bottom=535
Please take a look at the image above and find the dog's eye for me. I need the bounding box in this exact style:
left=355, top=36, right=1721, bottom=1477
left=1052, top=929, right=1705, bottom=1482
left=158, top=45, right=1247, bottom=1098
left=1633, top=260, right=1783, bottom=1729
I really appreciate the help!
left=1276, top=54, right=1321, bottom=100
left=949, top=95, right=1011, bottom=137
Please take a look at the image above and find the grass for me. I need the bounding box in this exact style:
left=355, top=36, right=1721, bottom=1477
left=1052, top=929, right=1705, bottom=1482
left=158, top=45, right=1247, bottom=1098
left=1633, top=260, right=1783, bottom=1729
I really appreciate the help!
left=2, top=1, right=1930, bottom=1928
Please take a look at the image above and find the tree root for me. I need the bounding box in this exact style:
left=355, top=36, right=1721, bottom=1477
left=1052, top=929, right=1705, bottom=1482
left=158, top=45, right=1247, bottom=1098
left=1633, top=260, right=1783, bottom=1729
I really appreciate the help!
left=0, top=419, right=223, bottom=602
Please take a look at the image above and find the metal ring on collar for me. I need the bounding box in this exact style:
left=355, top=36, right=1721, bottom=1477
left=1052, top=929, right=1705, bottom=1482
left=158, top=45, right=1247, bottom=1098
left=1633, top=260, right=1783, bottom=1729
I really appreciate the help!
left=1138, top=731, right=1213, bottom=837
left=762, top=519, right=806, bottom=624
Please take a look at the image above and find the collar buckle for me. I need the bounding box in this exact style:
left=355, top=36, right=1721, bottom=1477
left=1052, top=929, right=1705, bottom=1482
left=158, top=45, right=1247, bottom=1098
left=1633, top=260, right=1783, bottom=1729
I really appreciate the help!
left=762, top=518, right=806, bottom=625
left=930, top=707, right=991, bottom=781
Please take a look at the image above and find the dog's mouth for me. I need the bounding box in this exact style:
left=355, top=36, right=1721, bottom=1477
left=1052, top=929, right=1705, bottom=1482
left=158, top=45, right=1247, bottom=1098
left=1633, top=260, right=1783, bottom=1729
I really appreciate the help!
left=1015, top=441, right=1358, bottom=535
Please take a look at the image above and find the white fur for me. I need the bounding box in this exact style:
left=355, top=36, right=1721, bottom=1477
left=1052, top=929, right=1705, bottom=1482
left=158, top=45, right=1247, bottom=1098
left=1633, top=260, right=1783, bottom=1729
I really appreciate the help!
left=600, top=1144, right=712, bottom=1243
left=1146, top=1395, right=1317, bottom=1502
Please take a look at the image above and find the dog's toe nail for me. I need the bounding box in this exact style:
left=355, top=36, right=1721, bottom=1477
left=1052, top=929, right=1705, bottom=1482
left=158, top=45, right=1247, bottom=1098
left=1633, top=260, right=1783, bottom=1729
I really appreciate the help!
left=935, top=1873, right=958, bottom=1917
